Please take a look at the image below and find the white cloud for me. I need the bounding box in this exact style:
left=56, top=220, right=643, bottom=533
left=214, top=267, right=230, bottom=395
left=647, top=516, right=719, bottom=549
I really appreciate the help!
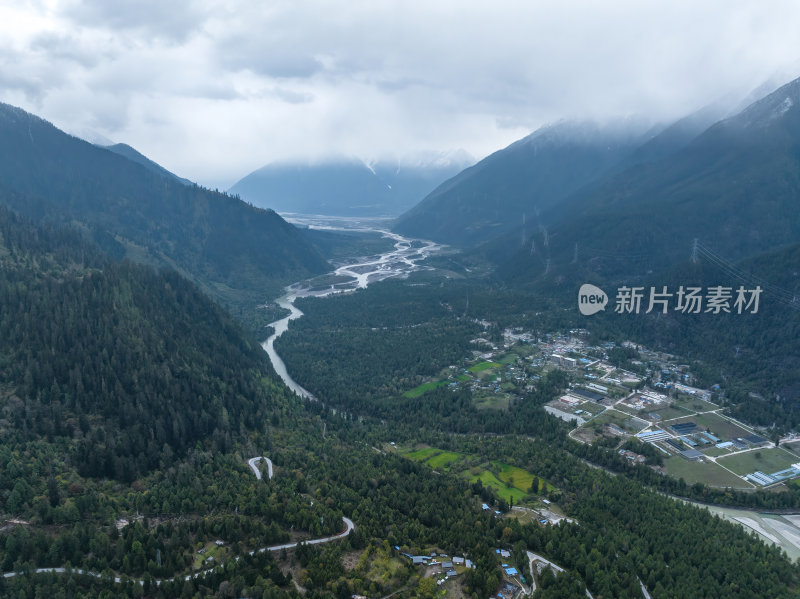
left=1, top=0, right=800, bottom=188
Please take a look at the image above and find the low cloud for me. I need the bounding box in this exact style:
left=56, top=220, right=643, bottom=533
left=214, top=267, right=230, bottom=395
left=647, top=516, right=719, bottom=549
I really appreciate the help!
left=0, top=0, right=799, bottom=188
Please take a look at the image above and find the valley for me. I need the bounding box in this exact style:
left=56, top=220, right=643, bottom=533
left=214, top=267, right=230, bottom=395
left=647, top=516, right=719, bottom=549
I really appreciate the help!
left=2, top=25, right=800, bottom=597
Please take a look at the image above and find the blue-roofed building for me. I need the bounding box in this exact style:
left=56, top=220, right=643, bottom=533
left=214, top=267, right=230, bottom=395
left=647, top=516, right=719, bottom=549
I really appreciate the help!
left=505, top=567, right=518, bottom=576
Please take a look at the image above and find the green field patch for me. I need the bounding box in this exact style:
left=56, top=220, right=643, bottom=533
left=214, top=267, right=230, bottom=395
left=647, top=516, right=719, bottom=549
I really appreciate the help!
left=456, top=374, right=471, bottom=382
left=466, top=469, right=527, bottom=503
left=402, top=446, right=553, bottom=502
left=702, top=446, right=731, bottom=458
left=425, top=451, right=463, bottom=469
left=675, top=412, right=752, bottom=440
left=491, top=462, right=552, bottom=493
left=469, top=361, right=501, bottom=373
left=581, top=408, right=646, bottom=433
left=671, top=396, right=719, bottom=413
left=664, top=456, right=750, bottom=488
left=646, top=405, right=693, bottom=421
left=405, top=447, right=440, bottom=461
left=498, top=354, right=517, bottom=365
left=717, top=448, right=799, bottom=477
left=472, top=392, right=510, bottom=411
left=403, top=380, right=446, bottom=398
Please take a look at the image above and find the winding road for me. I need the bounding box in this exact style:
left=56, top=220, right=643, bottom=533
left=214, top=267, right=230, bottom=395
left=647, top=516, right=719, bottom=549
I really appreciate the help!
left=2, top=457, right=355, bottom=586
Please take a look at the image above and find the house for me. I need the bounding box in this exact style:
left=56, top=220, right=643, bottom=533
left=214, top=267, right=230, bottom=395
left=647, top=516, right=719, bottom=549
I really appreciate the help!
left=447, top=570, right=457, bottom=578
left=412, top=556, right=425, bottom=565
left=215, top=540, right=224, bottom=546
left=453, top=557, right=465, bottom=565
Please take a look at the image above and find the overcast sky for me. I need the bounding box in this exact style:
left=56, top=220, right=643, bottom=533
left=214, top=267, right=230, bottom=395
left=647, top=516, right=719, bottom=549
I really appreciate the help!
left=2, top=1, right=800, bottom=189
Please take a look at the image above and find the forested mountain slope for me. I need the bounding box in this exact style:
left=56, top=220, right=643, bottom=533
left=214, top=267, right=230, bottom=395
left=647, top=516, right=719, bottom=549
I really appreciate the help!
left=393, top=119, right=654, bottom=246
left=0, top=103, right=329, bottom=312
left=520, top=76, right=800, bottom=279
left=0, top=204, right=289, bottom=482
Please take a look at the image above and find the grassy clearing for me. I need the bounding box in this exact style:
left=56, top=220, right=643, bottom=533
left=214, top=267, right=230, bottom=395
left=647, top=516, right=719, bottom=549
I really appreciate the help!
left=498, top=354, right=517, bottom=365
left=467, top=470, right=527, bottom=504
left=702, top=446, right=731, bottom=458
left=456, top=374, right=471, bottom=382
left=717, top=448, right=798, bottom=476
left=469, top=361, right=501, bottom=373
left=404, top=381, right=447, bottom=398
left=492, top=462, right=553, bottom=493
left=691, top=413, right=753, bottom=439
left=425, top=451, right=463, bottom=469
left=646, top=405, right=693, bottom=421
left=664, top=456, right=749, bottom=488
left=405, top=447, right=439, bottom=461
left=583, top=408, right=646, bottom=433
left=402, top=445, right=553, bottom=503
left=672, top=396, right=719, bottom=413
left=472, top=392, right=510, bottom=411
left=192, top=544, right=228, bottom=569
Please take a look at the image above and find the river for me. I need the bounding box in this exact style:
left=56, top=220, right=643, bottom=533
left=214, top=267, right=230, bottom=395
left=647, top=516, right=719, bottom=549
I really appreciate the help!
left=261, top=216, right=442, bottom=399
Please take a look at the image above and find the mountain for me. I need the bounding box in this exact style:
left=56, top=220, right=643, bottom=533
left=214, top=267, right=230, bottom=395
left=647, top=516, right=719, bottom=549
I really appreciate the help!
left=506, top=76, right=800, bottom=283
left=0, top=204, right=290, bottom=481
left=392, top=119, right=657, bottom=247
left=0, top=103, right=329, bottom=313
left=229, top=152, right=472, bottom=217
left=103, top=142, right=193, bottom=185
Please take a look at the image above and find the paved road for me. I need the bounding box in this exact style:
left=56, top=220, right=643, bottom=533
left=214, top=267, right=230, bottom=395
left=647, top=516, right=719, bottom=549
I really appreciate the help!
left=3, top=457, right=354, bottom=586
left=248, top=456, right=274, bottom=480
left=526, top=551, right=595, bottom=598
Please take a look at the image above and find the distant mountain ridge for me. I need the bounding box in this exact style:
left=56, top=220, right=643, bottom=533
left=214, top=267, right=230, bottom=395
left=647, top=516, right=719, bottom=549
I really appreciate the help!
left=229, top=152, right=473, bottom=217
left=0, top=102, right=329, bottom=312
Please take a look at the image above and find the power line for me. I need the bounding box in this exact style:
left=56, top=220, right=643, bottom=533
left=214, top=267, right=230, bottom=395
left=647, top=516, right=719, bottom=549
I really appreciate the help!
left=695, top=241, right=800, bottom=309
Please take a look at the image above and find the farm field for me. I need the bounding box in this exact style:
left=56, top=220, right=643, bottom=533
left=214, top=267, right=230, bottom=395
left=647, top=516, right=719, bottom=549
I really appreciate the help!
left=664, top=455, right=751, bottom=489
left=472, top=392, right=511, bottom=411
left=425, top=451, right=463, bottom=469
left=717, top=448, right=799, bottom=476
left=663, top=412, right=753, bottom=439
left=466, top=470, right=527, bottom=504
left=398, top=446, right=551, bottom=504
left=702, top=446, right=731, bottom=458
left=646, top=405, right=693, bottom=421
left=469, top=361, right=501, bottom=373
left=404, top=381, right=446, bottom=398
left=584, top=408, right=647, bottom=433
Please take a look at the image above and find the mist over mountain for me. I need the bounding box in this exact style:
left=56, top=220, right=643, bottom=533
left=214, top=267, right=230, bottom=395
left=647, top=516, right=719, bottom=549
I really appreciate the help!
left=505, top=75, right=800, bottom=283
left=229, top=151, right=473, bottom=217
left=0, top=102, right=328, bottom=311
left=392, top=118, right=657, bottom=247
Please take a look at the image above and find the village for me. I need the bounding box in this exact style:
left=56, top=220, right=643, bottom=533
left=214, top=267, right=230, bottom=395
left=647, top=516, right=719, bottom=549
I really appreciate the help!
left=390, top=544, right=579, bottom=599
left=408, top=326, right=800, bottom=492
